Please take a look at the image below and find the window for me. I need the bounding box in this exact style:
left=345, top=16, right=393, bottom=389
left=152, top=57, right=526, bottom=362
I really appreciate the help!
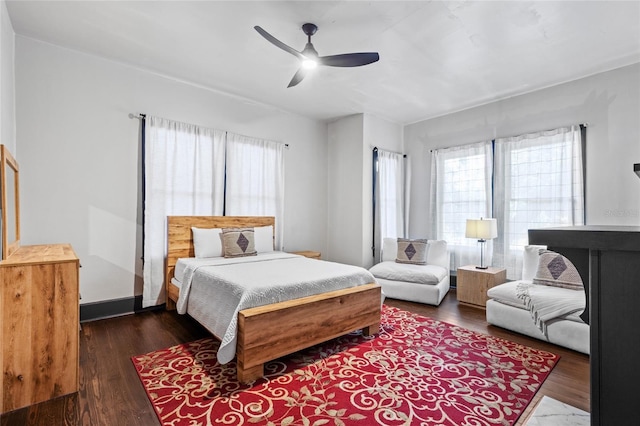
left=143, top=116, right=226, bottom=308
left=430, top=142, right=493, bottom=270
left=494, top=126, right=584, bottom=278
left=142, top=116, right=285, bottom=307
left=225, top=133, right=285, bottom=248
left=373, top=148, right=409, bottom=261
left=431, top=126, right=584, bottom=278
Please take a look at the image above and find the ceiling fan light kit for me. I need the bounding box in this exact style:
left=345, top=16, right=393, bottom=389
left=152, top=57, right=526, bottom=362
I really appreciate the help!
left=255, top=22, right=379, bottom=87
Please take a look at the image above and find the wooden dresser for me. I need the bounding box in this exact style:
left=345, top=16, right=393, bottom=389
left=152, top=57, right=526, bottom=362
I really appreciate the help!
left=1, top=243, right=80, bottom=413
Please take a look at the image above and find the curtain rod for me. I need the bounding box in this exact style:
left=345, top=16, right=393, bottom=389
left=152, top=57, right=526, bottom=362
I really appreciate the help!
left=373, top=146, right=407, bottom=158
left=232, top=130, right=289, bottom=148
left=429, top=122, right=588, bottom=152
left=128, top=113, right=288, bottom=148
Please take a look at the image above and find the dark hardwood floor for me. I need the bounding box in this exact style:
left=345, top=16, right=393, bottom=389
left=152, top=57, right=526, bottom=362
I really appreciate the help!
left=0, top=289, right=589, bottom=425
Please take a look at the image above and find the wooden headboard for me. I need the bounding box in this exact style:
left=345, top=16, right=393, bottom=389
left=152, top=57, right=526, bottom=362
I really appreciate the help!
left=165, top=216, right=275, bottom=306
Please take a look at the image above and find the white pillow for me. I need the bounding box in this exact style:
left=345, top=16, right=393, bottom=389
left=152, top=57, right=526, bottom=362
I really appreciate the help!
left=522, top=245, right=547, bottom=281
left=191, top=227, right=223, bottom=258
left=426, top=240, right=448, bottom=269
left=382, top=238, right=398, bottom=262
left=254, top=225, right=275, bottom=253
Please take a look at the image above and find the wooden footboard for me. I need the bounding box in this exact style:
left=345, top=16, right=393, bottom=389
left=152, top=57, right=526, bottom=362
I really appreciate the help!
left=166, top=280, right=381, bottom=382
left=237, top=283, right=381, bottom=382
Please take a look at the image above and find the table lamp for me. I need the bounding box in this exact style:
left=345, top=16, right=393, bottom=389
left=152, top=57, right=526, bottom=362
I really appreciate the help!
left=465, top=218, right=497, bottom=269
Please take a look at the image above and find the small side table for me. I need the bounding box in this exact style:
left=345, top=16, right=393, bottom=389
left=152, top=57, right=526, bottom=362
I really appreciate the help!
left=456, top=265, right=507, bottom=308
left=290, top=250, right=321, bottom=260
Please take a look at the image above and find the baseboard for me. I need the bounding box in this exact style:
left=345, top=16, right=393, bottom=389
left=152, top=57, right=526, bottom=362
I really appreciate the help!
left=80, top=295, right=164, bottom=322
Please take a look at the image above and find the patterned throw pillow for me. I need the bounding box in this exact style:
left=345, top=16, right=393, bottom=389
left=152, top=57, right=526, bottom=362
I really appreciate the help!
left=395, top=238, right=428, bottom=265
left=221, top=227, right=257, bottom=258
left=532, top=250, right=583, bottom=290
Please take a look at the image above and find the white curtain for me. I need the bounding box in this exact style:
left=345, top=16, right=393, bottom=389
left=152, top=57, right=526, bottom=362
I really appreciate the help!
left=375, top=149, right=410, bottom=261
left=430, top=141, right=493, bottom=271
left=494, top=125, right=584, bottom=279
left=225, top=133, right=285, bottom=249
left=143, top=116, right=226, bottom=307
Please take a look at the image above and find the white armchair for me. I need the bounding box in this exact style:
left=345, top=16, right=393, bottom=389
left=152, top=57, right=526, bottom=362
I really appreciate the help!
left=486, top=245, right=589, bottom=354
left=369, top=238, right=450, bottom=306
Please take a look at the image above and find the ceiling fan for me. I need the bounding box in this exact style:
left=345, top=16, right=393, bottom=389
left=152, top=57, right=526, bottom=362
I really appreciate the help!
left=254, top=23, right=380, bottom=88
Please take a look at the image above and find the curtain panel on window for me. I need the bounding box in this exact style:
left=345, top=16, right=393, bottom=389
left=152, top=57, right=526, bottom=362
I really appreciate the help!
left=493, top=125, right=584, bottom=279
left=225, top=133, right=285, bottom=249
left=142, top=116, right=226, bottom=308
left=374, top=149, right=410, bottom=261
left=430, top=141, right=493, bottom=271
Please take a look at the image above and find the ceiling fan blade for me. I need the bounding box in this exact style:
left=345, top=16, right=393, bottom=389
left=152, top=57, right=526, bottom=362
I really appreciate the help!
left=319, top=52, right=380, bottom=67
left=254, top=26, right=304, bottom=60
left=287, top=68, right=308, bottom=88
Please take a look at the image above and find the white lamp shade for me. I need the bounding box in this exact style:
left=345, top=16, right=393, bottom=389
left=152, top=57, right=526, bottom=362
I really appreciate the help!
left=465, top=218, right=497, bottom=240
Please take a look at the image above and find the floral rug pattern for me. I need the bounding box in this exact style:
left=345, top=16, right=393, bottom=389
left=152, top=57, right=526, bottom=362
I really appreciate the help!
left=132, top=306, right=559, bottom=425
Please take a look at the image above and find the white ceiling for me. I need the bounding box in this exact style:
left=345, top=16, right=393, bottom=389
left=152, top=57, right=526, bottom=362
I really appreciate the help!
left=6, top=1, right=640, bottom=124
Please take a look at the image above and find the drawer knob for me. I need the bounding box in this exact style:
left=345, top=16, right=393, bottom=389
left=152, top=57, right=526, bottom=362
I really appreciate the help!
left=17, top=374, right=23, bottom=381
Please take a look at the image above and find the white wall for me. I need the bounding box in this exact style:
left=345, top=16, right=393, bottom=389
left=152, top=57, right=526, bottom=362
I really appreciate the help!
left=0, top=0, right=14, bottom=154
left=15, top=36, right=329, bottom=304
left=327, top=114, right=364, bottom=266
left=405, top=63, right=640, bottom=238
left=327, top=113, right=402, bottom=268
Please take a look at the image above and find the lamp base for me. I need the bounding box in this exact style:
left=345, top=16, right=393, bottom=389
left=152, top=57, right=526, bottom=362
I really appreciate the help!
left=475, top=265, right=489, bottom=270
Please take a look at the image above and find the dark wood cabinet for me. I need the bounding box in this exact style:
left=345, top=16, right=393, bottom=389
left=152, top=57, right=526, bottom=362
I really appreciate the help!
left=528, top=226, right=640, bottom=426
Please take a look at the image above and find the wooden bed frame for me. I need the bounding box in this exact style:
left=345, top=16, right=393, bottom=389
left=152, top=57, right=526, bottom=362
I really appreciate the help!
left=165, top=216, right=381, bottom=382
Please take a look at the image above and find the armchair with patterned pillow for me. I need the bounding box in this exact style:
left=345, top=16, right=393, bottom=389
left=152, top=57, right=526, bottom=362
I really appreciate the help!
left=486, top=245, right=589, bottom=354
left=369, top=238, right=450, bottom=306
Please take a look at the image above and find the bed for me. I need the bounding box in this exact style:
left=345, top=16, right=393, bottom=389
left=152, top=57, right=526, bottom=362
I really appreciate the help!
left=165, top=216, right=382, bottom=382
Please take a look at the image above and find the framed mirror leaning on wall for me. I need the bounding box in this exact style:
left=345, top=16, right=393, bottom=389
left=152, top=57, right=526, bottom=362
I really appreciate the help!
left=0, top=145, right=20, bottom=259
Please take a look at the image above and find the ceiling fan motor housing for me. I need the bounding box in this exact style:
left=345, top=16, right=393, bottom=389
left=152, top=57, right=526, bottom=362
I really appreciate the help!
left=302, top=23, right=318, bottom=37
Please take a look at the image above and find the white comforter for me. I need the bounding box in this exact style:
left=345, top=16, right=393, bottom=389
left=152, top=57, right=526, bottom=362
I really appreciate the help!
left=175, top=252, right=376, bottom=364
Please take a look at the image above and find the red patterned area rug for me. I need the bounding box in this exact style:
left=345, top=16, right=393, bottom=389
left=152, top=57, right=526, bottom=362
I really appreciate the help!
left=132, top=306, right=559, bottom=426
